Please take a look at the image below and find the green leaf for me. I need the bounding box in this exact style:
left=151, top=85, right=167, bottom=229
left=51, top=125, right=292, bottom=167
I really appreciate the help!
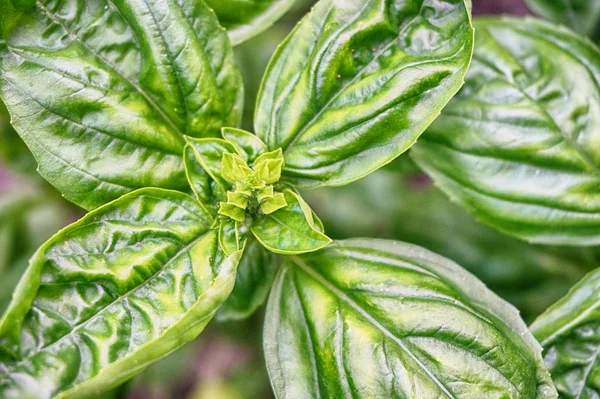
left=525, top=0, right=600, bottom=38
left=264, top=239, right=557, bottom=398
left=222, top=127, right=267, bottom=163
left=256, top=185, right=274, bottom=203
left=217, top=238, right=278, bottom=322
left=219, top=202, right=246, bottom=223
left=253, top=148, right=284, bottom=184
left=531, top=268, right=600, bottom=398
left=260, top=192, right=287, bottom=215
left=304, top=169, right=600, bottom=322
left=183, top=144, right=217, bottom=212
left=7, top=0, right=34, bottom=10
left=227, top=191, right=249, bottom=209
left=204, top=0, right=297, bottom=46
left=218, top=219, right=245, bottom=256
left=0, top=188, right=242, bottom=398
left=255, top=0, right=473, bottom=189
left=222, top=152, right=254, bottom=184
left=186, top=137, right=239, bottom=193
left=411, top=17, right=600, bottom=246
left=251, top=190, right=331, bottom=255
left=0, top=0, right=243, bottom=210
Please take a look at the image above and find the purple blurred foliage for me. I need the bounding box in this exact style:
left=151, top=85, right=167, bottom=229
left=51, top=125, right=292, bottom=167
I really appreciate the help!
left=0, top=166, right=14, bottom=192
left=405, top=173, right=433, bottom=189
left=473, top=0, right=531, bottom=16
left=193, top=337, right=252, bottom=380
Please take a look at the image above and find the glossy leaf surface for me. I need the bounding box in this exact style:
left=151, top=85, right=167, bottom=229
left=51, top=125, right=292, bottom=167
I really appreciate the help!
left=185, top=137, right=239, bottom=195
left=205, top=0, right=297, bottom=46
left=525, top=0, right=600, bottom=37
left=0, top=189, right=241, bottom=398
left=218, top=238, right=278, bottom=321
left=412, top=17, right=600, bottom=245
left=251, top=190, right=331, bottom=255
left=183, top=144, right=217, bottom=213
left=265, top=239, right=557, bottom=398
left=222, top=127, right=267, bottom=163
left=255, top=0, right=473, bottom=188
left=531, top=268, right=600, bottom=398
left=0, top=0, right=243, bottom=210
left=304, top=169, right=600, bottom=322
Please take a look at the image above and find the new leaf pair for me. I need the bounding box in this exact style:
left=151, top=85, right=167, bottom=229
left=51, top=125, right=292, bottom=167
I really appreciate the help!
left=185, top=129, right=331, bottom=256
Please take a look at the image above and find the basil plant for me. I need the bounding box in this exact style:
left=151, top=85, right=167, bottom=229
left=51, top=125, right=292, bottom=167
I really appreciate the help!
left=2, top=0, right=600, bottom=397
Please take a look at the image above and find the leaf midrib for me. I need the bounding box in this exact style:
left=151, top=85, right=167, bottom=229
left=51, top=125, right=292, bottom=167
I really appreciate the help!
left=291, top=268, right=323, bottom=398
left=140, top=0, right=190, bottom=130
left=291, top=257, right=457, bottom=399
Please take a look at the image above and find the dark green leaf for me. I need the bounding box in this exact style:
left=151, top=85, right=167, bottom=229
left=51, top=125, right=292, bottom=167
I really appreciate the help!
left=531, top=268, right=600, bottom=398
left=0, top=188, right=242, bottom=398
left=217, top=238, right=278, bottom=322
left=255, top=0, right=473, bottom=188
left=205, top=0, right=297, bottom=46
left=265, top=239, right=556, bottom=398
left=0, top=0, right=243, bottom=210
left=251, top=190, right=331, bottom=255
left=525, top=0, right=600, bottom=38
left=412, top=17, right=600, bottom=246
left=7, top=0, right=34, bottom=10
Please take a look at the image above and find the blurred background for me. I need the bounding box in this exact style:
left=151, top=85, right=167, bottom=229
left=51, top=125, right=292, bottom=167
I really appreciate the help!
left=1, top=0, right=596, bottom=398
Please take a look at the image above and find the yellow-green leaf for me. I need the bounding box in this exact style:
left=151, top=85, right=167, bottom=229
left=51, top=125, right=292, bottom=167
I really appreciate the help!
left=265, top=239, right=557, bottom=398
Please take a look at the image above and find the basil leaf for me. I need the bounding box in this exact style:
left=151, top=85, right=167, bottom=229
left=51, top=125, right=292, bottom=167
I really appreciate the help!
left=205, top=0, right=297, bottom=46
left=251, top=190, right=331, bottom=255
left=0, top=188, right=242, bottom=398
left=525, top=0, right=600, bottom=38
left=0, top=0, right=243, bottom=210
left=305, top=169, right=600, bottom=322
left=412, top=17, right=600, bottom=246
left=219, top=219, right=246, bottom=256
left=183, top=144, right=217, bottom=212
left=222, top=127, right=267, bottom=163
left=265, top=239, right=557, bottom=398
left=531, top=268, right=600, bottom=398
left=185, top=137, right=239, bottom=194
left=217, top=238, right=278, bottom=322
left=255, top=0, right=473, bottom=188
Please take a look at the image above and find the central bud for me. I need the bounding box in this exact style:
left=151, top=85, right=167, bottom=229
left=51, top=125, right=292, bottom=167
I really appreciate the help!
left=218, top=148, right=287, bottom=223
